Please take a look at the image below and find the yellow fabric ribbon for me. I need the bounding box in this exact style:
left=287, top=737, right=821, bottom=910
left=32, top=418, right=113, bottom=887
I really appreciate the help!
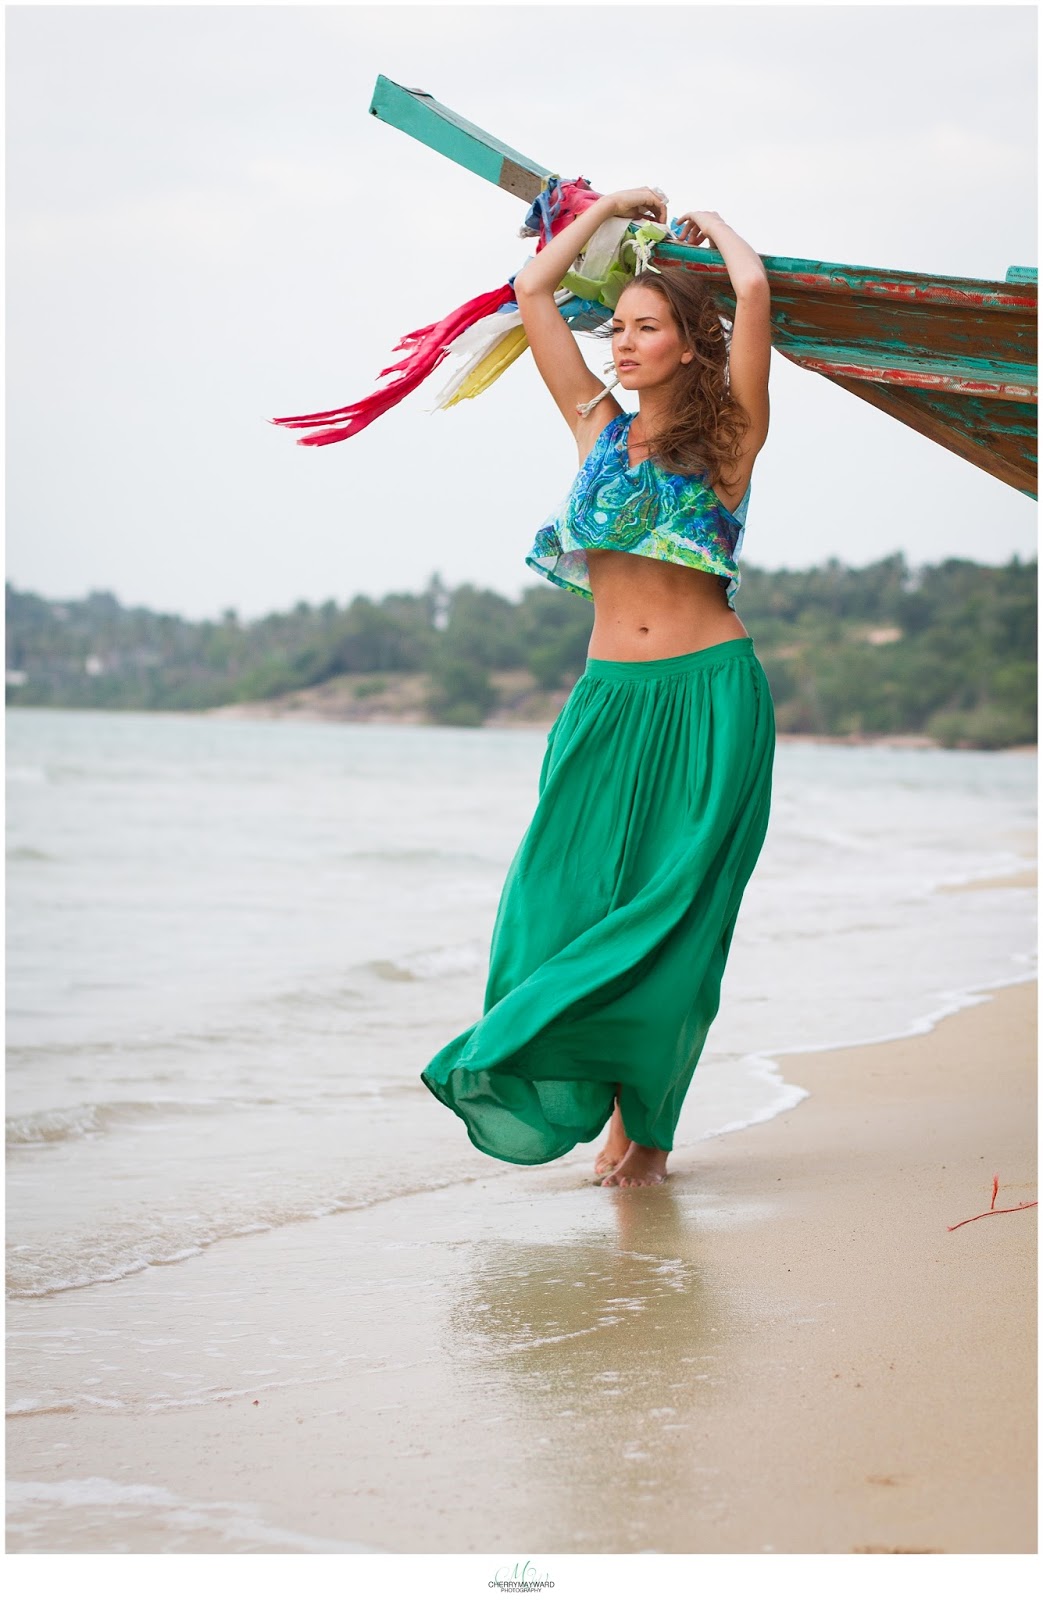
left=439, top=326, right=531, bottom=407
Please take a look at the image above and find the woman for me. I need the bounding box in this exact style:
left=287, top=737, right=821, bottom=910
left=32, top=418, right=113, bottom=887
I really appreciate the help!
left=421, top=187, right=775, bottom=1188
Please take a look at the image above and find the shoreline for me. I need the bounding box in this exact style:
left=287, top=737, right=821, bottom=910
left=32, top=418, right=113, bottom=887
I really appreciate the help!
left=7, top=974, right=1037, bottom=1556
left=6, top=964, right=1035, bottom=1308
left=8, top=701, right=1037, bottom=753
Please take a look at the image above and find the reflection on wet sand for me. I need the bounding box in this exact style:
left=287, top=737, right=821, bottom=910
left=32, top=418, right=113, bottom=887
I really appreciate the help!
left=445, top=1187, right=750, bottom=1551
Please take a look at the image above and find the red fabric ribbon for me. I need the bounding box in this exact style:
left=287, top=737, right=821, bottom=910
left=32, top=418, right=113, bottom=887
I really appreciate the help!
left=271, top=283, right=516, bottom=446
left=271, top=177, right=607, bottom=447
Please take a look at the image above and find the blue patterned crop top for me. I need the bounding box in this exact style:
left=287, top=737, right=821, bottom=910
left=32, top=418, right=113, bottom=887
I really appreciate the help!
left=525, top=411, right=751, bottom=609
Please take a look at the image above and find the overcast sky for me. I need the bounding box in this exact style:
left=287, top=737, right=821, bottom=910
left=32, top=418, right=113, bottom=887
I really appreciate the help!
left=6, top=2, right=1037, bottom=621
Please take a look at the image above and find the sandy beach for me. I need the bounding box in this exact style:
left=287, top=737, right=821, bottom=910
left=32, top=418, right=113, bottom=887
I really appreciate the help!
left=7, top=964, right=1036, bottom=1561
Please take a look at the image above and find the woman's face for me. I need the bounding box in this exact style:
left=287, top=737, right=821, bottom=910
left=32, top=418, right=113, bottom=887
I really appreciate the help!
left=610, top=285, right=692, bottom=392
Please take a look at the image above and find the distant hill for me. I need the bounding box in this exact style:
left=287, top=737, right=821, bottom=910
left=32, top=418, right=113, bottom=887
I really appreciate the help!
left=5, top=555, right=1037, bottom=747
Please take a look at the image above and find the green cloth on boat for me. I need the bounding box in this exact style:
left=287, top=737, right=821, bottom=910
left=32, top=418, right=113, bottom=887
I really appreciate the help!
left=421, top=636, right=776, bottom=1164
left=561, top=218, right=671, bottom=308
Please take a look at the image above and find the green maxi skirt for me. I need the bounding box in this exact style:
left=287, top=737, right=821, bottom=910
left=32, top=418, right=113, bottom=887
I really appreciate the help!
left=421, top=635, right=776, bottom=1164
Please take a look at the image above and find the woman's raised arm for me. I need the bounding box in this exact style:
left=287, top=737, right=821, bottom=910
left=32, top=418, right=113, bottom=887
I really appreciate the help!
left=514, top=187, right=667, bottom=441
left=674, top=210, right=772, bottom=457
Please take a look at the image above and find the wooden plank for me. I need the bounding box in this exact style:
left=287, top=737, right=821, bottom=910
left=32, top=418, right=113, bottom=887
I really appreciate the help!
left=778, top=352, right=1033, bottom=400
left=816, top=374, right=1037, bottom=496
left=654, top=242, right=1037, bottom=310
left=368, top=76, right=550, bottom=201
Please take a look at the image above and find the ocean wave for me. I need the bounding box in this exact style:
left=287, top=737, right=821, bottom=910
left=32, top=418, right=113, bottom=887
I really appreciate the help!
left=5, top=1167, right=491, bottom=1300
left=5, top=1398, right=78, bottom=1417
left=365, top=940, right=486, bottom=984
left=261, top=981, right=367, bottom=1014
left=932, top=860, right=1036, bottom=891
left=340, top=847, right=501, bottom=869
left=750, top=966, right=1037, bottom=1069
left=6, top=1097, right=278, bottom=1147
left=5, top=1476, right=381, bottom=1552
left=6, top=1071, right=429, bottom=1152
left=6, top=1024, right=279, bottom=1066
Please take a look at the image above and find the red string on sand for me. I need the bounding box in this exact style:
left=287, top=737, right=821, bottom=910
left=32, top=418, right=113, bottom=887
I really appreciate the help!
left=948, top=1172, right=1038, bottom=1232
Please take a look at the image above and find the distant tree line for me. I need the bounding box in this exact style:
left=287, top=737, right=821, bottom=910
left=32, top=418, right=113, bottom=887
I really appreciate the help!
left=5, top=554, right=1037, bottom=747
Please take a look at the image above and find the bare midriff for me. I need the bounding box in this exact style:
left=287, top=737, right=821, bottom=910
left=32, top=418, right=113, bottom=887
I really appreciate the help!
left=585, top=549, right=749, bottom=661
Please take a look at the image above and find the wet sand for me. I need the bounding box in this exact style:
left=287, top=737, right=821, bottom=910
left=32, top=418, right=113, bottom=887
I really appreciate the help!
left=7, top=981, right=1036, bottom=1560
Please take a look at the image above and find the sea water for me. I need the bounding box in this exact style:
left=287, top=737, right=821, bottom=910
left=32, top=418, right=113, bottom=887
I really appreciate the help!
left=6, top=708, right=1036, bottom=1303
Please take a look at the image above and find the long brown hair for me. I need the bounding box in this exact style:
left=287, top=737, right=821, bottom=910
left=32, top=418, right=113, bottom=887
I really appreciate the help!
left=599, top=267, right=751, bottom=492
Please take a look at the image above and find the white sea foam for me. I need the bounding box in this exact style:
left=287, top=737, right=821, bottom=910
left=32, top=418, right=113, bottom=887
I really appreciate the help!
left=6, top=1476, right=381, bottom=1552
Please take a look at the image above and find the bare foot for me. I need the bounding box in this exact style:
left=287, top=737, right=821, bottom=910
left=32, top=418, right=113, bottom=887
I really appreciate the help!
left=598, top=1141, right=669, bottom=1187
left=594, top=1099, right=630, bottom=1179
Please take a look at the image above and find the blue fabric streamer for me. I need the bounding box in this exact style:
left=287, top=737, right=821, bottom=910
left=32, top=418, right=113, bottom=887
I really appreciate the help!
left=520, top=176, right=573, bottom=244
